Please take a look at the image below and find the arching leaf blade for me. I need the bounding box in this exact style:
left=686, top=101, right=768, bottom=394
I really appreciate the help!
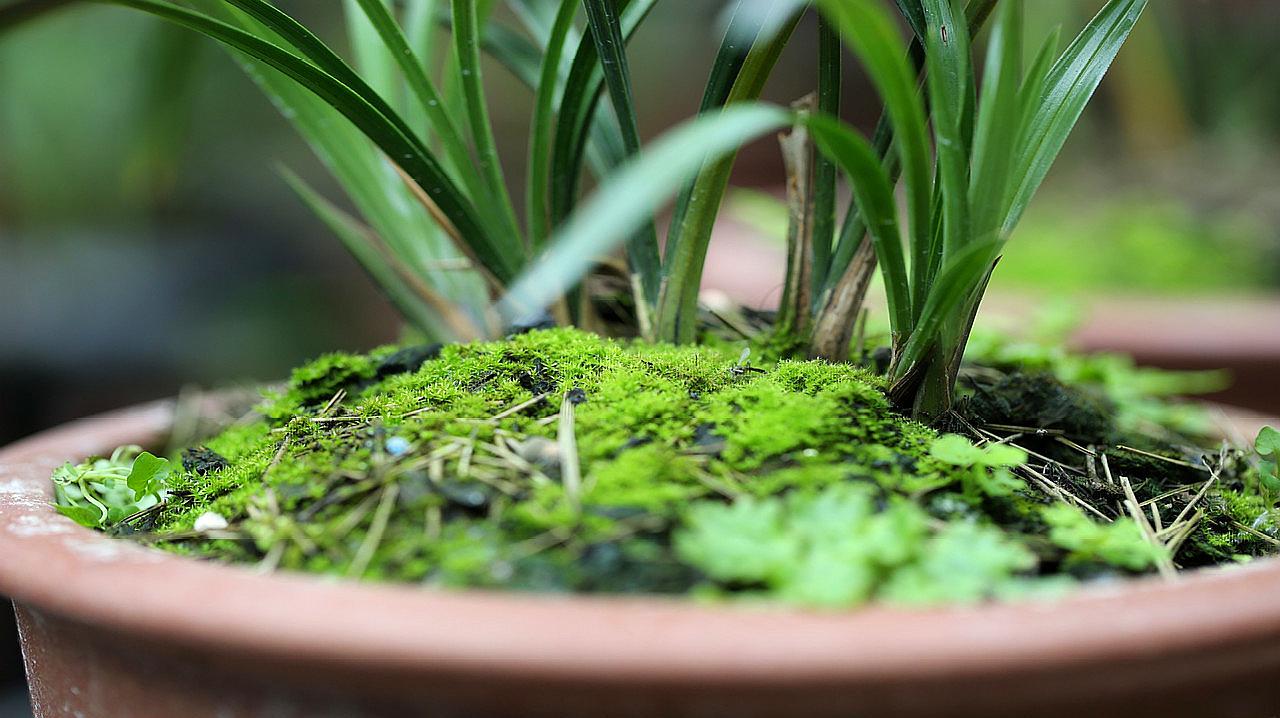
left=815, top=0, right=933, bottom=319
left=582, top=0, right=661, bottom=306
left=1003, top=0, right=1147, bottom=233
left=450, top=0, right=522, bottom=247
left=500, top=104, right=792, bottom=325
left=349, top=0, right=482, bottom=205
left=94, top=0, right=517, bottom=283
left=921, top=0, right=972, bottom=261
left=969, top=0, right=1023, bottom=242
left=804, top=113, right=912, bottom=341
left=526, top=0, right=578, bottom=250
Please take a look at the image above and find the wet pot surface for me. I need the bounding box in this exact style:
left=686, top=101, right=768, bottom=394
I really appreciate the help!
left=3, top=401, right=1280, bottom=718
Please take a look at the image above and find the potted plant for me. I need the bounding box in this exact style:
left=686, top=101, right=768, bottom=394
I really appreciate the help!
left=3, top=0, right=1279, bottom=716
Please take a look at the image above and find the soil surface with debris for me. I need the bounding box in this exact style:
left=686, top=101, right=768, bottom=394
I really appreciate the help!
left=74, top=329, right=1277, bottom=607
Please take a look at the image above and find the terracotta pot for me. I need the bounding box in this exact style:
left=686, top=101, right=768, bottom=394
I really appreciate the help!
left=3, top=400, right=1280, bottom=718
left=1068, top=297, right=1280, bottom=415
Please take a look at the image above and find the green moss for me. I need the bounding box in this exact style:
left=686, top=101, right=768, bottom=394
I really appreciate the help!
left=99, top=328, right=1275, bottom=607
left=265, top=350, right=380, bottom=416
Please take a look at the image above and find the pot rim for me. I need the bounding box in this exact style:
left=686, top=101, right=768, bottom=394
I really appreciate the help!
left=2, top=399, right=1279, bottom=686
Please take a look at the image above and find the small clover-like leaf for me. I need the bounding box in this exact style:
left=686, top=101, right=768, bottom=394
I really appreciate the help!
left=930, top=434, right=986, bottom=466
left=880, top=522, right=1036, bottom=605
left=1261, top=459, right=1280, bottom=495
left=978, top=442, right=1027, bottom=468
left=126, top=451, right=170, bottom=499
left=1258, top=428, right=1280, bottom=499
left=675, top=498, right=795, bottom=585
left=675, top=486, right=940, bottom=606
left=55, top=504, right=103, bottom=529
left=974, top=467, right=1026, bottom=498
left=1257, top=426, right=1280, bottom=459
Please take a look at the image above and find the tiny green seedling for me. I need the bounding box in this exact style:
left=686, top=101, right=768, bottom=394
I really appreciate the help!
left=1257, top=426, right=1280, bottom=503
left=929, top=434, right=1026, bottom=500
left=51, top=446, right=171, bottom=528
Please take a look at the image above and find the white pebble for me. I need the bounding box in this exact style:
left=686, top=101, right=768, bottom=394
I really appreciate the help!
left=194, top=512, right=229, bottom=533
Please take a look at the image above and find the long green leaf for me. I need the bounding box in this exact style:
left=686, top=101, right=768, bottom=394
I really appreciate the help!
left=549, top=0, right=658, bottom=226
left=344, top=0, right=397, bottom=100
left=451, top=0, right=522, bottom=246
left=507, top=0, right=587, bottom=114
left=214, top=0, right=429, bottom=162
left=1018, top=24, right=1061, bottom=115
left=1004, top=0, right=1147, bottom=233
left=810, top=13, right=841, bottom=296
left=349, top=0, right=479, bottom=202
left=500, top=104, right=793, bottom=325
left=894, top=0, right=927, bottom=40
left=527, top=0, right=579, bottom=249
left=805, top=113, right=911, bottom=341
left=212, top=0, right=495, bottom=252
left=582, top=0, right=642, bottom=152
left=968, top=0, right=1022, bottom=243
left=93, top=0, right=518, bottom=284
left=402, top=0, right=446, bottom=146
left=459, top=6, right=622, bottom=182
left=817, top=0, right=933, bottom=323
left=404, top=0, right=441, bottom=62
left=921, top=0, right=972, bottom=264
left=188, top=0, right=482, bottom=317
left=582, top=0, right=661, bottom=306
left=656, top=3, right=803, bottom=343
left=821, top=0, right=996, bottom=296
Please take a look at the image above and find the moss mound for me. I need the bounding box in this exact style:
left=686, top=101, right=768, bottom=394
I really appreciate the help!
left=96, top=329, right=1272, bottom=606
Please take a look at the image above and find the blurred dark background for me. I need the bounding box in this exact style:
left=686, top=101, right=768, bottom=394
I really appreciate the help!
left=2, top=1, right=1279, bottom=713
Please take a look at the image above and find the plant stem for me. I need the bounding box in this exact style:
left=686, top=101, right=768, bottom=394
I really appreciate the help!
left=655, top=4, right=802, bottom=344
left=810, top=13, right=841, bottom=291
left=776, top=95, right=818, bottom=338
left=808, top=234, right=878, bottom=360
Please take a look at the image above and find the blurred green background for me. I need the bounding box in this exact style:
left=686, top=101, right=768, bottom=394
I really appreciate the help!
left=1, top=1, right=1279, bottom=709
